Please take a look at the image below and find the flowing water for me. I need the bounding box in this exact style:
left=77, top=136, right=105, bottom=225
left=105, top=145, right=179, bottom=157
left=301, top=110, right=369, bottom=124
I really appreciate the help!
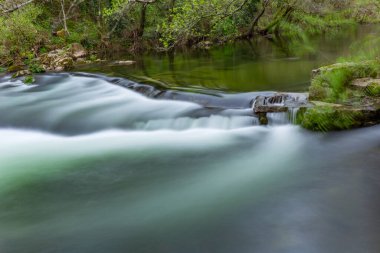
left=0, top=73, right=379, bottom=253
left=1, top=26, right=380, bottom=253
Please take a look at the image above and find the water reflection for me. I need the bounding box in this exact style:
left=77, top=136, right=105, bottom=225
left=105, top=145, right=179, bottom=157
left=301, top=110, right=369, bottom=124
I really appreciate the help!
left=76, top=25, right=380, bottom=92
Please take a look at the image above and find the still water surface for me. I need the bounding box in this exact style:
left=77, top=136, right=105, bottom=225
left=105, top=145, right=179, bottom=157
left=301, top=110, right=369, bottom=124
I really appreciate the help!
left=76, top=25, right=380, bottom=92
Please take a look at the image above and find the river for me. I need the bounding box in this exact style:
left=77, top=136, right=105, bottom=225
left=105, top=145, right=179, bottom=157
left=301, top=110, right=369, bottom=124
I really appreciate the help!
left=0, top=26, right=380, bottom=253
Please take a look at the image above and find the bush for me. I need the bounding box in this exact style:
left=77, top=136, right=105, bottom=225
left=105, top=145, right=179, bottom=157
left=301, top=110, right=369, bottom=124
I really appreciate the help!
left=0, top=5, right=45, bottom=61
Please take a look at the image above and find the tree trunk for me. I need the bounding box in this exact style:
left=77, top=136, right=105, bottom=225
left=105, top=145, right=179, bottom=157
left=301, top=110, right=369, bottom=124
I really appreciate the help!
left=247, top=0, right=270, bottom=38
left=60, top=0, right=69, bottom=35
left=137, top=3, right=147, bottom=37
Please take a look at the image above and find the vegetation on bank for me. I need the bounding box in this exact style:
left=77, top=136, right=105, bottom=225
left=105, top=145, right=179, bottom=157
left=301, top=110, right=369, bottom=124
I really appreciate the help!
left=0, top=0, right=380, bottom=73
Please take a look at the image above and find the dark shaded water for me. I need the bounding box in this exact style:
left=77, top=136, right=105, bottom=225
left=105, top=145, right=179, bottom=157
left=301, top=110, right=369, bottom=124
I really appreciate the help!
left=0, top=73, right=379, bottom=253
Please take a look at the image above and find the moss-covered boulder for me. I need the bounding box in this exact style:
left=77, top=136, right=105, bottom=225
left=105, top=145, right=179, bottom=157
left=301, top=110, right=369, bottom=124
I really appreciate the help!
left=302, top=61, right=380, bottom=131
left=309, top=61, right=380, bottom=101
left=300, top=101, right=379, bottom=131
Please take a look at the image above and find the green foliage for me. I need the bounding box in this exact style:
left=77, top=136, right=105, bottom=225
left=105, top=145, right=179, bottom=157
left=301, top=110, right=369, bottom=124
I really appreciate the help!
left=29, top=63, right=45, bottom=73
left=340, top=34, right=380, bottom=62
left=0, top=5, right=44, bottom=59
left=211, top=17, right=239, bottom=41
left=23, top=75, right=35, bottom=84
left=159, top=0, right=249, bottom=48
left=0, top=0, right=379, bottom=59
left=66, top=20, right=99, bottom=48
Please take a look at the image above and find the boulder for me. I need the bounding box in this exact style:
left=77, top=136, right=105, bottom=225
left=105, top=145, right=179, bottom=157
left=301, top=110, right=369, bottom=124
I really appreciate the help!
left=40, top=49, right=74, bottom=71
left=300, top=102, right=380, bottom=131
left=301, top=61, right=380, bottom=131
left=253, top=93, right=309, bottom=113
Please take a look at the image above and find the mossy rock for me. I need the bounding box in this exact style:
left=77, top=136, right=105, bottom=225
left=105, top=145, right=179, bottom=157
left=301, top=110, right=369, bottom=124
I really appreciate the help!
left=311, top=61, right=379, bottom=78
left=300, top=103, right=364, bottom=131
left=310, top=61, right=380, bottom=101
left=300, top=101, right=380, bottom=131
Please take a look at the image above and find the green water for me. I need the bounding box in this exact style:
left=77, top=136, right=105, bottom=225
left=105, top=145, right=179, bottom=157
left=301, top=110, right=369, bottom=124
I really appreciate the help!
left=76, top=25, right=379, bottom=92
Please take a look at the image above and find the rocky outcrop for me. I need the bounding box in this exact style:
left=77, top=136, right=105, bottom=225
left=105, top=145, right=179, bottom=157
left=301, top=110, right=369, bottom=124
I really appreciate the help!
left=300, top=61, right=380, bottom=131
left=253, top=93, right=309, bottom=113
left=39, top=50, right=73, bottom=71
left=252, top=93, right=310, bottom=125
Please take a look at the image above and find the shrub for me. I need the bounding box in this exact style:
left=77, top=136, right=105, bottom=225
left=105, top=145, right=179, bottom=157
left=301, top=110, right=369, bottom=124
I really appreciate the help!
left=0, top=5, right=45, bottom=61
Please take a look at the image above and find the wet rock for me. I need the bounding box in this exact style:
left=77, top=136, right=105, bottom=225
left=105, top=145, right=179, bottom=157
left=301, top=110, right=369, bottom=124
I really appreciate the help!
left=253, top=93, right=309, bottom=113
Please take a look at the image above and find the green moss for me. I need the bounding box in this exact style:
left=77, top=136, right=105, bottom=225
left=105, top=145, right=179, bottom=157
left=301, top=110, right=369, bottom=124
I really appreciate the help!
left=310, top=61, right=380, bottom=101
left=301, top=105, right=363, bottom=131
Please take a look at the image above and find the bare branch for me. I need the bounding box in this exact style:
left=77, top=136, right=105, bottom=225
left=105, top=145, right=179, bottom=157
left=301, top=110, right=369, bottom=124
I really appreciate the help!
left=1, top=0, right=35, bottom=14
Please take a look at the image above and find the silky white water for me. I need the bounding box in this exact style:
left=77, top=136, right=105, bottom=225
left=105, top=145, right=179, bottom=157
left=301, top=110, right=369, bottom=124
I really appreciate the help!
left=0, top=74, right=379, bottom=253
